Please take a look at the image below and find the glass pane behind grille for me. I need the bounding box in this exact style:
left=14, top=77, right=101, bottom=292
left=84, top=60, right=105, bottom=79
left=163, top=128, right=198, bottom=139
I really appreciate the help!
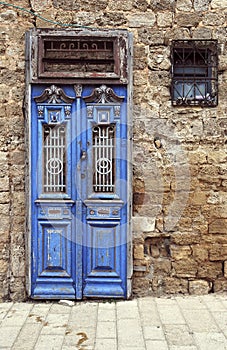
left=93, top=124, right=115, bottom=193
left=43, top=125, right=66, bottom=193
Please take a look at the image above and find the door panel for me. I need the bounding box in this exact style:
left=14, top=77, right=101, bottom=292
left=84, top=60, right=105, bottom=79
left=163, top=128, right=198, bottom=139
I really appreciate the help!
left=81, top=85, right=128, bottom=298
left=31, top=85, right=78, bottom=299
left=30, top=84, right=129, bottom=299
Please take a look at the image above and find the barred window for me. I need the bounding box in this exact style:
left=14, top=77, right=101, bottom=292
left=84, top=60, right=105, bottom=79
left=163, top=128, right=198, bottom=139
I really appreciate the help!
left=171, top=40, right=218, bottom=107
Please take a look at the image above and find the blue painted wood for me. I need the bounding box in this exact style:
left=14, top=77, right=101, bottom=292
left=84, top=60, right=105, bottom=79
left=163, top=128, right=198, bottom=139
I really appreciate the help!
left=31, top=85, right=79, bottom=299
left=30, top=84, right=128, bottom=299
left=82, top=85, right=128, bottom=298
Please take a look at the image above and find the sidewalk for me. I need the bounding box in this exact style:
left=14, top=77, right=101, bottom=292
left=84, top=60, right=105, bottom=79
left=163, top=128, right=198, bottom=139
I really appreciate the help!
left=0, top=294, right=226, bottom=350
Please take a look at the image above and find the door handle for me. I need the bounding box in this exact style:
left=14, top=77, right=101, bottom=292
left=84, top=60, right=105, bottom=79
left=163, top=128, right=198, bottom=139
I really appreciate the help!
left=81, top=150, right=87, bottom=160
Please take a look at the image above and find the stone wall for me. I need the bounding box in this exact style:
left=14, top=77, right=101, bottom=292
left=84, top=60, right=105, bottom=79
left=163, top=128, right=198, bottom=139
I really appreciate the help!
left=0, top=0, right=226, bottom=300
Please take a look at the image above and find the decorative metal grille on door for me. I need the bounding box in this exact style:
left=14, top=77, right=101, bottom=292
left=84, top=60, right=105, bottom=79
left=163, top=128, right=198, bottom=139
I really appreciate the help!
left=43, top=124, right=66, bottom=193
left=93, top=124, right=115, bottom=193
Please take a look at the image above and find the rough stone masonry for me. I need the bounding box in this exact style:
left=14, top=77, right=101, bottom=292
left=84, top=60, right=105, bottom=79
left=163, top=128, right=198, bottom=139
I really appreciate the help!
left=0, top=0, right=226, bottom=301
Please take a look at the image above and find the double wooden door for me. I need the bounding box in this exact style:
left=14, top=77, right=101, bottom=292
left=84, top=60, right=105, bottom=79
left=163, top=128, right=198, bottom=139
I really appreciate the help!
left=30, top=83, right=130, bottom=299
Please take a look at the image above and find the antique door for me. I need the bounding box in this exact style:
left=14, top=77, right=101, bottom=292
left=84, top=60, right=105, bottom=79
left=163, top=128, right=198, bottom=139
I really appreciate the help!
left=26, top=28, right=132, bottom=299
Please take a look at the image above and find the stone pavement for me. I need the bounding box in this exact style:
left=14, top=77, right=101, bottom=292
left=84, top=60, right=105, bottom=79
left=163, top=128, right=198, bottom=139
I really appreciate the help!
left=0, top=294, right=226, bottom=350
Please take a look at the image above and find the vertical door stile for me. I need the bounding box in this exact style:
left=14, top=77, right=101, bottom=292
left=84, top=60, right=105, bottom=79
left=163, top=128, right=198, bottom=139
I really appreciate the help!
left=74, top=84, right=83, bottom=299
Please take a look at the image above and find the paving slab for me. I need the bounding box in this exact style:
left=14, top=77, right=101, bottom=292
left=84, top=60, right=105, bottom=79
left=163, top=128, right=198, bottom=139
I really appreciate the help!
left=163, top=324, right=195, bottom=347
left=0, top=294, right=226, bottom=349
left=193, top=332, right=227, bottom=350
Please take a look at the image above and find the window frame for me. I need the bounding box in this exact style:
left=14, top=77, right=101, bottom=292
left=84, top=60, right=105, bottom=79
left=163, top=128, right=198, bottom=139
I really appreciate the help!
left=171, top=40, right=218, bottom=107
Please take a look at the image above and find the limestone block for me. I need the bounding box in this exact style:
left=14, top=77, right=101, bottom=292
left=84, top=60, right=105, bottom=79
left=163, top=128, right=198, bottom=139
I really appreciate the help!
left=192, top=245, right=209, bottom=262
left=157, top=12, right=173, bottom=27
left=9, top=277, right=26, bottom=301
left=174, top=12, right=202, bottom=27
left=148, top=46, right=170, bottom=71
left=148, top=70, right=170, bottom=86
left=0, top=204, right=9, bottom=216
left=133, top=46, right=147, bottom=70
left=154, top=277, right=188, bottom=294
left=72, top=11, right=97, bottom=26
left=0, top=192, right=9, bottom=204
left=171, top=232, right=200, bottom=245
left=207, top=150, right=227, bottom=164
left=203, top=234, right=227, bottom=245
left=53, top=0, right=80, bottom=10
left=191, top=119, right=204, bottom=137
left=0, top=10, right=17, bottom=23
left=35, top=9, right=57, bottom=28
left=197, top=262, right=223, bottom=280
left=209, top=244, right=227, bottom=261
left=11, top=244, right=26, bottom=277
left=134, top=244, right=144, bottom=260
left=133, top=0, right=148, bottom=11
left=209, top=219, right=227, bottom=234
left=203, top=118, right=222, bottom=137
left=190, top=191, right=207, bottom=205
left=194, top=0, right=210, bottom=11
left=81, top=0, right=108, bottom=10
left=190, top=151, right=206, bottom=167
left=96, top=12, right=127, bottom=26
left=219, top=56, right=227, bottom=71
left=9, top=151, right=25, bottom=166
left=202, top=13, right=225, bottom=26
left=213, top=278, right=227, bottom=292
left=176, top=0, right=193, bottom=11
left=134, top=204, right=162, bottom=217
left=170, top=246, right=192, bottom=261
left=149, top=0, right=175, bottom=11
left=207, top=191, right=222, bottom=205
left=133, top=277, right=151, bottom=297
left=172, top=258, right=198, bottom=277
left=30, top=0, right=52, bottom=11
left=189, top=280, right=211, bottom=295
left=211, top=0, right=227, bottom=8
left=133, top=71, right=149, bottom=86
left=0, top=259, right=9, bottom=274
left=138, top=28, right=165, bottom=45
left=128, top=12, right=156, bottom=28
left=153, top=258, right=171, bottom=274
left=108, top=0, right=133, bottom=11
left=171, top=178, right=192, bottom=192
left=133, top=217, right=155, bottom=233
left=165, top=27, right=191, bottom=40
left=192, top=27, right=212, bottom=39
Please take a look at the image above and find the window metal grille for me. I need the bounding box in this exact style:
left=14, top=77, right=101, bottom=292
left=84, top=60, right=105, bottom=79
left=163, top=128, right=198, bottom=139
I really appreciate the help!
left=43, top=125, right=66, bottom=193
left=171, top=40, right=218, bottom=106
left=93, top=124, right=115, bottom=193
left=42, top=39, right=115, bottom=74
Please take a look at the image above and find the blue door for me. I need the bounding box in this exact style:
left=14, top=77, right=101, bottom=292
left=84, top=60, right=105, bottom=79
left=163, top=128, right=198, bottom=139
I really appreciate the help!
left=30, top=83, right=130, bottom=299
